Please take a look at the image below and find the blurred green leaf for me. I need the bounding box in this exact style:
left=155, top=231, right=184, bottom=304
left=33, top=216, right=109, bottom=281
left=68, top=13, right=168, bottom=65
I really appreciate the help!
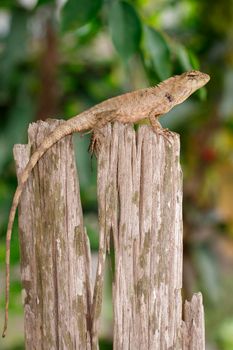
left=75, top=19, right=102, bottom=45
left=99, top=338, right=113, bottom=350
left=176, top=44, right=194, bottom=71
left=109, top=1, right=141, bottom=60
left=193, top=246, right=220, bottom=304
left=37, top=0, right=54, bottom=5
left=188, top=50, right=200, bottom=70
left=61, top=0, right=102, bottom=32
left=197, top=86, right=207, bottom=101
left=216, top=319, right=233, bottom=350
left=143, top=25, right=172, bottom=80
left=0, top=0, right=16, bottom=8
left=0, top=8, right=28, bottom=87
left=0, top=77, right=35, bottom=173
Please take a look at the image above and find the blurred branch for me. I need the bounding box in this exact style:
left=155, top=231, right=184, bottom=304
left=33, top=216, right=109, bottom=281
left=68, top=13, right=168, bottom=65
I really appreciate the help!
left=36, top=20, right=59, bottom=120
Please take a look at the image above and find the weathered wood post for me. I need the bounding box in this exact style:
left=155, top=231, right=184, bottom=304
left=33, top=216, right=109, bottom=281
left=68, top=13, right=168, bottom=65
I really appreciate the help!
left=13, top=120, right=205, bottom=349
left=97, top=122, right=205, bottom=350
left=14, top=120, right=93, bottom=349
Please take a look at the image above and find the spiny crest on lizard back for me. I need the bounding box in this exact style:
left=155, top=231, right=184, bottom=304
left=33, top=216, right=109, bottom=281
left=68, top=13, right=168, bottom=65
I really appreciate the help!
left=103, top=70, right=210, bottom=119
left=102, top=70, right=210, bottom=115
left=128, top=70, right=209, bottom=100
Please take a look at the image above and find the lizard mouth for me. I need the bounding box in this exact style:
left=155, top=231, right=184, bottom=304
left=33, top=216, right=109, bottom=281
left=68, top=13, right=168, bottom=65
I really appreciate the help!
left=200, top=72, right=210, bottom=85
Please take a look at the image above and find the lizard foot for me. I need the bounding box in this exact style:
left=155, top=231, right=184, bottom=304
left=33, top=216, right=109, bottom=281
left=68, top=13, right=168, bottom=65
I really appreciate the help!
left=88, top=131, right=103, bottom=157
left=149, top=116, right=173, bottom=144
left=152, top=127, right=173, bottom=144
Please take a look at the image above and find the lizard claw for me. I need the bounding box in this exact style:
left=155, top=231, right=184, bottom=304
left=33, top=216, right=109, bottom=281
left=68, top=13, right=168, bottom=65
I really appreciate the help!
left=151, top=126, right=173, bottom=144
left=149, top=117, right=173, bottom=144
left=88, top=131, right=103, bottom=157
left=159, top=129, right=173, bottom=144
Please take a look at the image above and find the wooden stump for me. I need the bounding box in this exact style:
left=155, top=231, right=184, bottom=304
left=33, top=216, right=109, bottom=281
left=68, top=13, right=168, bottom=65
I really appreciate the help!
left=97, top=122, right=205, bottom=350
left=14, top=120, right=92, bottom=349
left=13, top=120, right=205, bottom=349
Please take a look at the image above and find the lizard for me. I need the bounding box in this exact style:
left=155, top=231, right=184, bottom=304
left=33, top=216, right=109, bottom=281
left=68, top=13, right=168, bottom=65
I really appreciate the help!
left=2, top=70, right=210, bottom=337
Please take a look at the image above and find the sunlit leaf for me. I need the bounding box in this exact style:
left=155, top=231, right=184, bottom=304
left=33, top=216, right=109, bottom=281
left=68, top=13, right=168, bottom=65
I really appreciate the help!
left=109, top=1, right=141, bottom=60
left=61, top=0, right=102, bottom=32
left=176, top=44, right=194, bottom=71
left=176, top=46, right=192, bottom=71
left=143, top=25, right=172, bottom=80
left=188, top=50, right=200, bottom=70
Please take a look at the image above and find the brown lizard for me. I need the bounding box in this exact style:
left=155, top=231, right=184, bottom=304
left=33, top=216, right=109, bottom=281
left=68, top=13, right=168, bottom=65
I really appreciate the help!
left=2, top=70, right=210, bottom=337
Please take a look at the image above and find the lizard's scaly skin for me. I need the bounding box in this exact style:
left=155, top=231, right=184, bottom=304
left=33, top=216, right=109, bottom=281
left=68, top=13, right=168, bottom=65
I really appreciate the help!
left=2, top=70, right=210, bottom=337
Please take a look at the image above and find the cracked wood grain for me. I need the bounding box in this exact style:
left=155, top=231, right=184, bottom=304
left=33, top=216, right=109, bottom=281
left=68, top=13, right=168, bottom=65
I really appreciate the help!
left=14, top=120, right=92, bottom=350
left=13, top=120, right=205, bottom=349
left=182, top=293, right=205, bottom=349
left=97, top=122, right=205, bottom=350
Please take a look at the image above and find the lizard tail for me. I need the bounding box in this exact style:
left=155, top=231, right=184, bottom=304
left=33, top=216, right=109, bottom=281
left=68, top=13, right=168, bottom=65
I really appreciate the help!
left=2, top=119, right=87, bottom=337
left=2, top=188, right=21, bottom=338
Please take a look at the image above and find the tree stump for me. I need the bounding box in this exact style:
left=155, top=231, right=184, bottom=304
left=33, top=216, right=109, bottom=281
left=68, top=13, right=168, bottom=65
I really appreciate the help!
left=12, top=120, right=205, bottom=349
left=14, top=120, right=93, bottom=349
left=97, top=122, right=205, bottom=350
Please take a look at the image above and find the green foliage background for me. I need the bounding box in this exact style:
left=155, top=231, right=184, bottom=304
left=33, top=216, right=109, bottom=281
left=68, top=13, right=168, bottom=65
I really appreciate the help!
left=0, top=0, right=233, bottom=349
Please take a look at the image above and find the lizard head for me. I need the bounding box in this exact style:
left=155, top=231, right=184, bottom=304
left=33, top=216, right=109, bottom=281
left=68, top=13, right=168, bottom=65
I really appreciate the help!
left=168, top=70, right=209, bottom=103
left=178, top=70, right=210, bottom=97
left=160, top=70, right=210, bottom=112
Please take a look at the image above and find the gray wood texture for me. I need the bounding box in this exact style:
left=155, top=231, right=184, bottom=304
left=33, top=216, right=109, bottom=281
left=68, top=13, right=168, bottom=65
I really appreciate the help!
left=14, top=120, right=92, bottom=349
left=13, top=120, right=205, bottom=349
left=182, top=293, right=205, bottom=349
left=97, top=122, right=205, bottom=350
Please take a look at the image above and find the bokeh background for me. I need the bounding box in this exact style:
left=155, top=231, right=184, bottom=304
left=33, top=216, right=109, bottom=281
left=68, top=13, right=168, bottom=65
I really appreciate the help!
left=0, top=0, right=233, bottom=349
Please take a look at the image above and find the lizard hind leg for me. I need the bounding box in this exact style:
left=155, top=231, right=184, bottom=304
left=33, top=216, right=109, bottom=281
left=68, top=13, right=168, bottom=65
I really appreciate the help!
left=88, top=129, right=103, bottom=157
left=88, top=109, right=118, bottom=156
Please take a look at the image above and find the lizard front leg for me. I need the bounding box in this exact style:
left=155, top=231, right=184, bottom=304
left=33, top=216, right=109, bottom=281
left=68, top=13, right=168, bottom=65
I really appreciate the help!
left=149, top=114, right=173, bottom=141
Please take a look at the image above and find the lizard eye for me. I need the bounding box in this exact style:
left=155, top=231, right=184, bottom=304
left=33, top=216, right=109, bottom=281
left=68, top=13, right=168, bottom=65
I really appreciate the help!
left=187, top=72, right=197, bottom=78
